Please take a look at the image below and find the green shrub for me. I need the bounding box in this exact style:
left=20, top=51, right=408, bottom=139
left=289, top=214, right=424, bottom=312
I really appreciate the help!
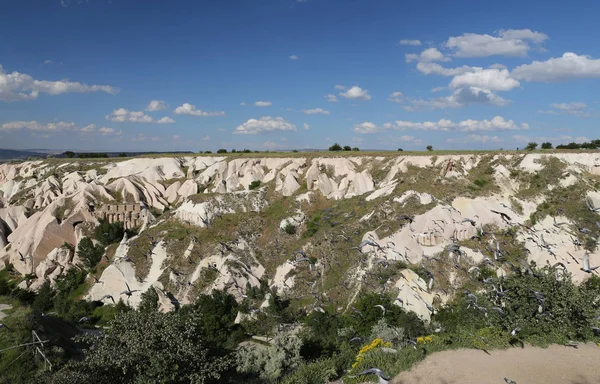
left=78, top=237, right=104, bottom=269
left=249, top=180, right=261, bottom=190
left=328, top=143, right=342, bottom=151
left=284, top=223, right=296, bottom=235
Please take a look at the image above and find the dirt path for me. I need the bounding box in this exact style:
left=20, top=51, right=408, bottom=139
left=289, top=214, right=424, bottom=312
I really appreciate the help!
left=391, top=344, right=600, bottom=384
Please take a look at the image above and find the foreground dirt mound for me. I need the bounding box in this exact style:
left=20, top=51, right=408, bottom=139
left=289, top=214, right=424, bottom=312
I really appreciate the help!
left=392, top=344, right=600, bottom=384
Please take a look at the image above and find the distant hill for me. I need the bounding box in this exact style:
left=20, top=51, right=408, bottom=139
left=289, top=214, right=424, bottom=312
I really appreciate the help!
left=0, top=149, right=50, bottom=161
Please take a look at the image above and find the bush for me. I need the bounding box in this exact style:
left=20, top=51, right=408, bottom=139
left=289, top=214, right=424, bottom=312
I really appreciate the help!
left=217, top=149, right=228, bottom=154
left=78, top=237, right=104, bottom=269
left=352, top=147, right=360, bottom=151
left=328, top=143, right=342, bottom=151
left=248, top=181, right=261, bottom=190
left=63, top=151, right=75, bottom=158
left=397, top=148, right=403, bottom=151
left=305, top=215, right=321, bottom=237
left=138, top=286, right=158, bottom=313
left=343, top=145, right=352, bottom=151
left=473, top=178, right=488, bottom=188
left=541, top=142, right=553, bottom=149
left=118, top=152, right=127, bottom=157
left=426, top=145, right=433, bottom=151
left=204, top=150, right=212, bottom=154
left=284, top=223, right=296, bottom=235
left=47, top=310, right=232, bottom=384
left=237, top=329, right=303, bottom=382
left=94, top=219, right=125, bottom=247
left=525, top=142, right=538, bottom=150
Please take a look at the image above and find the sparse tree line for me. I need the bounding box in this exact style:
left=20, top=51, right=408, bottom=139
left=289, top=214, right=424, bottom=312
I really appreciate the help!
left=525, top=139, right=600, bottom=151
left=328, top=143, right=360, bottom=151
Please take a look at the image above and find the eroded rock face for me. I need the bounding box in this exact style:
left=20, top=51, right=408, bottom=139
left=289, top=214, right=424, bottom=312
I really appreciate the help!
left=1, top=153, right=600, bottom=319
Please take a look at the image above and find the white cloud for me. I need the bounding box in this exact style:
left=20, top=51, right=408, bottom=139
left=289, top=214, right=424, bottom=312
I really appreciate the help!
left=156, top=116, right=175, bottom=124
left=339, top=85, right=371, bottom=101
left=326, top=94, right=338, bottom=102
left=303, top=123, right=310, bottom=130
left=174, top=103, right=226, bottom=116
left=416, top=62, right=478, bottom=76
left=512, top=52, right=600, bottom=82
left=1, top=120, right=76, bottom=131
left=334, top=85, right=345, bottom=90
left=431, top=87, right=446, bottom=93
left=407, top=87, right=510, bottom=109
left=405, top=48, right=449, bottom=63
left=304, top=108, right=330, bottom=115
left=99, top=127, right=122, bottom=136
left=289, top=55, right=299, bottom=60
left=217, top=127, right=226, bottom=132
left=449, top=68, right=520, bottom=91
left=240, top=101, right=247, bottom=106
left=106, top=108, right=153, bottom=123
left=150, top=136, right=161, bottom=141
left=354, top=122, right=378, bottom=133
left=173, top=135, right=181, bottom=140
left=234, top=116, right=296, bottom=134
left=44, top=60, right=53, bottom=65
left=0, top=64, right=117, bottom=102
left=445, top=29, right=548, bottom=57
left=132, top=134, right=146, bottom=142
left=399, top=39, right=421, bottom=46
left=540, top=102, right=591, bottom=117
left=202, top=135, right=210, bottom=141
left=263, top=140, right=288, bottom=149
left=499, top=29, right=548, bottom=44
left=145, top=100, right=168, bottom=112
left=1, top=120, right=123, bottom=136
left=357, top=116, right=528, bottom=134
left=255, top=101, right=272, bottom=107
left=388, top=91, right=404, bottom=103
left=80, top=124, right=96, bottom=133
left=447, top=134, right=502, bottom=144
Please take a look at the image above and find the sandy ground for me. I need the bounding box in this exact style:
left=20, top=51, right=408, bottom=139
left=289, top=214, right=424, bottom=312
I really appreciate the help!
left=391, top=345, right=600, bottom=384
left=0, top=303, right=12, bottom=320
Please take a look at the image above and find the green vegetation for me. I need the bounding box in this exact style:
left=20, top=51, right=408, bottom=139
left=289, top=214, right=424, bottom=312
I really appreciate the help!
left=328, top=143, right=343, bottom=151
left=541, top=142, right=553, bottom=149
left=249, top=180, right=261, bottom=190
left=426, top=145, right=433, bottom=151
left=284, top=222, right=297, bottom=235
left=93, top=219, right=128, bottom=247
left=77, top=237, right=104, bottom=269
left=525, top=142, right=538, bottom=150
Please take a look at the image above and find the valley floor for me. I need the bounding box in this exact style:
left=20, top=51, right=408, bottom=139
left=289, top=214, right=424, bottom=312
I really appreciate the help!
left=390, top=344, right=600, bottom=384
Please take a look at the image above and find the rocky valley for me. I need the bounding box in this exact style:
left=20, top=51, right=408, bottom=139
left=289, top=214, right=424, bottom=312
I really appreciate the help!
left=2, top=151, right=600, bottom=383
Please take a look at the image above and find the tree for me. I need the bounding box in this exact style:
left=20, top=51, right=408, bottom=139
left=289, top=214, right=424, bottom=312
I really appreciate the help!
left=94, top=219, right=125, bottom=246
left=397, top=148, right=403, bottom=152
left=138, top=286, right=159, bottom=313
left=47, top=310, right=232, bottom=384
left=328, top=143, right=342, bottom=151
left=343, top=145, right=352, bottom=151
left=217, top=149, right=228, bottom=154
left=525, top=142, right=538, bottom=150
left=77, top=237, right=104, bottom=269
left=63, top=151, right=75, bottom=158
left=118, top=152, right=127, bottom=157
left=541, top=142, right=553, bottom=149
left=426, top=145, right=433, bottom=151
left=352, top=147, right=360, bottom=151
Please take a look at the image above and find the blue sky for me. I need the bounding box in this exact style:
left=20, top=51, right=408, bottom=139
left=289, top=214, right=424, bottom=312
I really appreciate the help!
left=1, top=0, right=600, bottom=151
